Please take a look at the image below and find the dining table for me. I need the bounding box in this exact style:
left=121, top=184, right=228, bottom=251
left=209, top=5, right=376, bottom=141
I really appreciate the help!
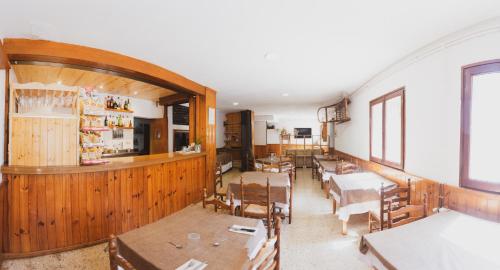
left=227, top=171, right=293, bottom=224
left=359, top=210, right=500, bottom=270
left=115, top=205, right=267, bottom=270
left=312, top=154, right=338, bottom=179
left=328, top=172, right=396, bottom=235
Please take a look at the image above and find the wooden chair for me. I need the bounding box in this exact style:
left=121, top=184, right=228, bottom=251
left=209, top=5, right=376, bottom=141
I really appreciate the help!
left=248, top=217, right=281, bottom=270
left=368, top=179, right=411, bottom=233
left=240, top=177, right=274, bottom=238
left=203, top=188, right=235, bottom=215
left=279, top=154, right=296, bottom=181
left=335, top=159, right=359, bottom=175
left=214, top=162, right=226, bottom=200
left=262, top=163, right=279, bottom=173
left=388, top=195, right=428, bottom=228
left=249, top=157, right=257, bottom=171
left=109, top=235, right=136, bottom=270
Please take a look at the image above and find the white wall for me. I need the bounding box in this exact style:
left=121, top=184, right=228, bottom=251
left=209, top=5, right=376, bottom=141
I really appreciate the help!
left=214, top=105, right=323, bottom=148
left=129, top=97, right=164, bottom=119
left=215, top=109, right=225, bottom=148
left=334, top=22, right=500, bottom=186
left=252, top=105, right=322, bottom=145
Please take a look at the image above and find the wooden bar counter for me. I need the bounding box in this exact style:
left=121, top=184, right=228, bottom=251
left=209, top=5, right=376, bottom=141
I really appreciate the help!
left=0, top=152, right=207, bottom=258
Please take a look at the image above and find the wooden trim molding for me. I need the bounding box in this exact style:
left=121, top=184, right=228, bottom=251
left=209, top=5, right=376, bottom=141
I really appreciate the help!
left=460, top=59, right=500, bottom=193
left=1, top=152, right=206, bottom=175
left=369, top=87, right=405, bottom=170
left=2, top=38, right=206, bottom=96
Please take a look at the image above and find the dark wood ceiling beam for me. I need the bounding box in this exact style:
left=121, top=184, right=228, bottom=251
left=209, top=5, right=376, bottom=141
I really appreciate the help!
left=159, top=93, right=190, bottom=106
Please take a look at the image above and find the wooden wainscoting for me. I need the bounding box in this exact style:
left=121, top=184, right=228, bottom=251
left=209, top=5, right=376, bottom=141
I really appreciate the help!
left=1, top=156, right=206, bottom=257
left=254, top=145, right=268, bottom=159
left=334, top=150, right=500, bottom=222
left=254, top=144, right=329, bottom=158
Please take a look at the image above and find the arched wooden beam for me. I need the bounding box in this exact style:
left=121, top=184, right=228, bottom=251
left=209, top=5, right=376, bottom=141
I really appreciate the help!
left=0, top=40, right=9, bottom=69
left=2, top=38, right=205, bottom=96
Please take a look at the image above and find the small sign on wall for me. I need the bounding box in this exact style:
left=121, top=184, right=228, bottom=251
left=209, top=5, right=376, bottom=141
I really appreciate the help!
left=208, top=107, right=215, bottom=125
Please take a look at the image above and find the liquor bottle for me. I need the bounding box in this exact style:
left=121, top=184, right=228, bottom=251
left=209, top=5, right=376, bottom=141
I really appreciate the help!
left=118, top=114, right=123, bottom=127
left=104, top=116, right=108, bottom=127
left=124, top=99, right=129, bottom=111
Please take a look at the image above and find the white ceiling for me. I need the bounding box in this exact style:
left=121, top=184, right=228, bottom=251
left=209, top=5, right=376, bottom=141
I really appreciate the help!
left=1, top=0, right=500, bottom=110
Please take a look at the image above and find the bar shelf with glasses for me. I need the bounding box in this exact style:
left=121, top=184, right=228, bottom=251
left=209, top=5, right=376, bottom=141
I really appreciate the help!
left=12, top=82, right=79, bottom=118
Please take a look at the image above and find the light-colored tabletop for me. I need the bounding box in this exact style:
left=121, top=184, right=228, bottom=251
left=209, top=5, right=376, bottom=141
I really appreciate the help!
left=360, top=210, right=500, bottom=270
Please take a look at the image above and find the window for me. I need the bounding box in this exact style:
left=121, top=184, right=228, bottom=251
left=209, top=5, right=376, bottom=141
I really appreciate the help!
left=369, top=88, right=405, bottom=170
left=460, top=60, right=500, bottom=193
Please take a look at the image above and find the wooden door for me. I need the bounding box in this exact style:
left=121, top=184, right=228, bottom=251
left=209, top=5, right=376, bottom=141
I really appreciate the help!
left=149, top=118, right=168, bottom=154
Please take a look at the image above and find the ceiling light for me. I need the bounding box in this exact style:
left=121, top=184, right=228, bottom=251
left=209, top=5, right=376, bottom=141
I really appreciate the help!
left=99, top=85, right=104, bottom=89
left=133, top=91, right=138, bottom=95
left=282, top=93, right=289, bottom=97
left=233, top=102, right=239, bottom=106
left=264, top=52, right=279, bottom=61
left=57, top=80, right=62, bottom=85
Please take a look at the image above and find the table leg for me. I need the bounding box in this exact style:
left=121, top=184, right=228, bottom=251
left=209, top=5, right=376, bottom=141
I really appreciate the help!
left=342, top=221, right=347, bottom=235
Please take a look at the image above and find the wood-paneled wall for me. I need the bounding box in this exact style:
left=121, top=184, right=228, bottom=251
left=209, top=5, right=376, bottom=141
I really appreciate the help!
left=254, top=144, right=328, bottom=158
left=1, top=156, right=206, bottom=257
left=334, top=150, right=500, bottom=222
left=10, top=117, right=78, bottom=166
left=204, top=89, right=217, bottom=195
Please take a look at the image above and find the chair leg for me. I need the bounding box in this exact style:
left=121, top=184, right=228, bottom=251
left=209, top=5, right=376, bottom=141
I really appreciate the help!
left=325, top=184, right=330, bottom=199
left=368, top=212, right=372, bottom=233
left=342, top=221, right=347, bottom=235
left=332, top=198, right=337, bottom=214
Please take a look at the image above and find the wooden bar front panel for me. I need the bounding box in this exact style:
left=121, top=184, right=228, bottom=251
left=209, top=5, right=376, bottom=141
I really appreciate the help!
left=1, top=156, right=205, bottom=256
left=10, top=116, right=78, bottom=166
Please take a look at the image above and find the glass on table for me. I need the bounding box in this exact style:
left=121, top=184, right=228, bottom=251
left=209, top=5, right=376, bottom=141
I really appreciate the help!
left=186, top=232, right=201, bottom=250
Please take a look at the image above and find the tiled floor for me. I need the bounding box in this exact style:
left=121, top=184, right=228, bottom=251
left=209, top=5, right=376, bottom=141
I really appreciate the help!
left=1, top=168, right=370, bottom=270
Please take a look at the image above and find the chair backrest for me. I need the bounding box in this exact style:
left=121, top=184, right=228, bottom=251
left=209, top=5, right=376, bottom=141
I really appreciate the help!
left=278, top=155, right=294, bottom=173
left=109, top=235, right=136, bottom=270
left=248, top=217, right=281, bottom=270
left=378, top=178, right=411, bottom=230
left=335, top=160, right=359, bottom=174
left=215, top=162, right=223, bottom=190
left=202, top=188, right=235, bottom=215
left=240, top=177, right=271, bottom=214
left=388, top=194, right=428, bottom=228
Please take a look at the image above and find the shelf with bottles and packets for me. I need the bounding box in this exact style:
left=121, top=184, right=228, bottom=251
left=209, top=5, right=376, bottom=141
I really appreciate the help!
left=79, top=88, right=108, bottom=165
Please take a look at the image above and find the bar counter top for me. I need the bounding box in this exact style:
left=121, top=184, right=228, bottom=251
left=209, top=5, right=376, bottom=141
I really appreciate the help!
left=1, top=151, right=206, bottom=175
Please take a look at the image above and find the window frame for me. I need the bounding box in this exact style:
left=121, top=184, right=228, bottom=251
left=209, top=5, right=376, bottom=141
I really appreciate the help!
left=460, top=59, right=500, bottom=193
left=369, top=88, right=405, bottom=170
